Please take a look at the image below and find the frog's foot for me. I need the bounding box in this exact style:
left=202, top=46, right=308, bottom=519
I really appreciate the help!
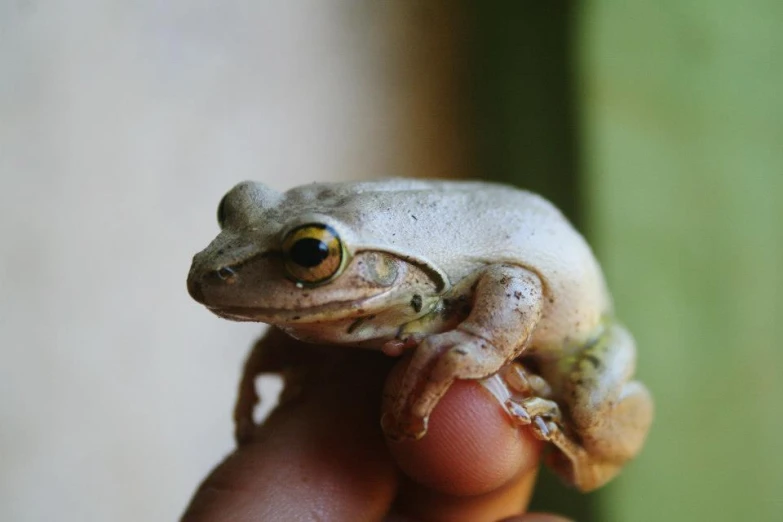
left=382, top=329, right=508, bottom=441
left=500, top=362, right=553, bottom=399
left=504, top=397, right=564, bottom=441
left=480, top=362, right=558, bottom=437
left=480, top=365, right=615, bottom=492
left=499, top=392, right=608, bottom=491
left=489, top=367, right=652, bottom=491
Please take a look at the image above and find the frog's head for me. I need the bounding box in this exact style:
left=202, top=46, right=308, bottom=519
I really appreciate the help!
left=187, top=181, right=442, bottom=344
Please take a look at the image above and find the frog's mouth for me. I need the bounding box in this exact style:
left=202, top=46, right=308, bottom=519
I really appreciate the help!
left=189, top=248, right=442, bottom=328
left=204, top=288, right=400, bottom=325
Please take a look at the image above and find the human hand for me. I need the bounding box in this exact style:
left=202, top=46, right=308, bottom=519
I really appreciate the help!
left=181, top=342, right=571, bottom=522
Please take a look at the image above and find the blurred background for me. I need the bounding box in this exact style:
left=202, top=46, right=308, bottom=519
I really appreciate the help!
left=1, top=2, right=781, bottom=521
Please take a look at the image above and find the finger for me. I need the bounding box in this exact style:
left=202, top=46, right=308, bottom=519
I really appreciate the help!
left=391, top=469, right=539, bottom=522
left=385, top=360, right=545, bottom=521
left=182, top=349, right=399, bottom=522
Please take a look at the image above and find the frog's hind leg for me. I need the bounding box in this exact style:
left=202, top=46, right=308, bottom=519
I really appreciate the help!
left=544, top=380, right=652, bottom=492
left=555, top=323, right=653, bottom=490
left=493, top=323, right=653, bottom=491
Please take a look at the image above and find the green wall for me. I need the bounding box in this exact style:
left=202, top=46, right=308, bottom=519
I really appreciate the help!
left=469, top=2, right=782, bottom=520
left=467, top=3, right=593, bottom=519
left=581, top=2, right=783, bottom=521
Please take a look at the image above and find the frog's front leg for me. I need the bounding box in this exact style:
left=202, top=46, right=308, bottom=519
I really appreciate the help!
left=504, top=323, right=653, bottom=491
left=382, top=264, right=543, bottom=440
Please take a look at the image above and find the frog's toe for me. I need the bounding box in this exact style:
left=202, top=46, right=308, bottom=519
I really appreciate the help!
left=501, top=395, right=564, bottom=442
left=501, top=362, right=553, bottom=398
left=381, top=410, right=427, bottom=441
left=381, top=336, right=421, bottom=357
left=531, top=417, right=559, bottom=441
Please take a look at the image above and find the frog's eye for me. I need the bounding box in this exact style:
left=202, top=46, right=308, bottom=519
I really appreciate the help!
left=281, top=224, right=347, bottom=286
left=216, top=193, right=229, bottom=229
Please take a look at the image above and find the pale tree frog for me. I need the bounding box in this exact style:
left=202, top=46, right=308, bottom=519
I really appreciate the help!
left=187, top=179, right=653, bottom=491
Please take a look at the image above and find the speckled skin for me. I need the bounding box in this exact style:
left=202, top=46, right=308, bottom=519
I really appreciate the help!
left=187, top=179, right=653, bottom=492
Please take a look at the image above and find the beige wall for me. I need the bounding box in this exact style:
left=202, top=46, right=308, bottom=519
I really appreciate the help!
left=0, top=2, right=466, bottom=520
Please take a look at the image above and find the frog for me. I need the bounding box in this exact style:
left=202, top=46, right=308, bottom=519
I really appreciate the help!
left=186, top=178, right=653, bottom=492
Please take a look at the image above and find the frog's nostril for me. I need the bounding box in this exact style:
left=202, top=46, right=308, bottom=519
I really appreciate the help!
left=216, top=266, right=237, bottom=283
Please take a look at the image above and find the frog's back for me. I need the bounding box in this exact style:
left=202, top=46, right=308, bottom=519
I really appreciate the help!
left=280, top=179, right=612, bottom=348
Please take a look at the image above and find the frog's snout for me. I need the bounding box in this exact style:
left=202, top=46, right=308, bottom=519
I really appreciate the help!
left=187, top=237, right=263, bottom=306
left=186, top=258, right=207, bottom=304
left=187, top=256, right=240, bottom=305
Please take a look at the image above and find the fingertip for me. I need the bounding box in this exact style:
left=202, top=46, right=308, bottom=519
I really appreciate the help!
left=386, top=377, right=542, bottom=497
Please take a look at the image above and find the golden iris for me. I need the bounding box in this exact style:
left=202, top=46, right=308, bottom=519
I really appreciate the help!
left=281, top=224, right=346, bottom=285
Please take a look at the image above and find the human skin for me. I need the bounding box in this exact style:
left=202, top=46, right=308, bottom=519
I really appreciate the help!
left=180, top=339, right=571, bottom=522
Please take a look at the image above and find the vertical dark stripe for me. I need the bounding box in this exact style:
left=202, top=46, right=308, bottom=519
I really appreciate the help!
left=463, top=1, right=596, bottom=520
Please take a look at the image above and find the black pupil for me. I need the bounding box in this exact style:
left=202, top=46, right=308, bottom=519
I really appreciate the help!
left=290, top=238, right=330, bottom=267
